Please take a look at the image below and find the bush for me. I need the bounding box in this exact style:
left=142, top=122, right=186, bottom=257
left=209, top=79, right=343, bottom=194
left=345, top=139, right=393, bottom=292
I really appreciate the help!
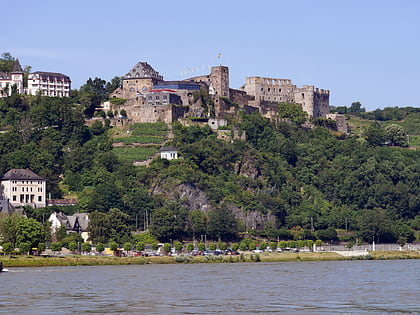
left=163, top=243, right=171, bottom=253
left=51, top=242, right=62, bottom=252
left=82, top=242, right=91, bottom=253
left=96, top=243, right=105, bottom=253
left=186, top=243, right=194, bottom=252
left=2, top=242, right=13, bottom=255
left=231, top=243, right=239, bottom=251
left=123, top=242, right=131, bottom=252
left=209, top=243, right=217, bottom=251
left=198, top=242, right=205, bottom=251
left=174, top=240, right=183, bottom=252
left=136, top=242, right=145, bottom=252
left=269, top=242, right=277, bottom=250
left=109, top=241, right=118, bottom=252
left=68, top=242, right=77, bottom=252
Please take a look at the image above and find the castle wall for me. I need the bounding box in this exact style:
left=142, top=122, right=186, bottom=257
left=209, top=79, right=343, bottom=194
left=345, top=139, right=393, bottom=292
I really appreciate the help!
left=122, top=78, right=161, bottom=99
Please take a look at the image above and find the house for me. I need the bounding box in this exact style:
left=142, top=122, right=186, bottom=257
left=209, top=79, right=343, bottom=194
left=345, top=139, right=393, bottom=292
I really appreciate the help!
left=0, top=169, right=46, bottom=208
left=27, top=71, right=71, bottom=97
left=0, top=59, right=24, bottom=97
left=160, top=147, right=179, bottom=160
left=49, top=212, right=89, bottom=242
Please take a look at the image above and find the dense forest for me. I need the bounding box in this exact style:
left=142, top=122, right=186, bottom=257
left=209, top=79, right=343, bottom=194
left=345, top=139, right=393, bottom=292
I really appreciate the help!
left=0, top=53, right=419, bottom=252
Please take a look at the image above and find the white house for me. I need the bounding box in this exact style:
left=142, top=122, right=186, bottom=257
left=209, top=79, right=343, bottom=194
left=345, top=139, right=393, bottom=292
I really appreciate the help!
left=160, top=147, right=179, bottom=160
left=27, top=71, right=71, bottom=97
left=0, top=59, right=24, bottom=97
left=49, top=212, right=90, bottom=242
left=0, top=169, right=46, bottom=208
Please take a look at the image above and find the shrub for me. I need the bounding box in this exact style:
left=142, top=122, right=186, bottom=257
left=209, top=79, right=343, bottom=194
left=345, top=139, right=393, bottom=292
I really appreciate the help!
left=198, top=242, right=205, bottom=251
left=50, top=242, right=62, bottom=252
left=186, top=243, right=194, bottom=252
left=123, top=242, right=131, bottom=252
left=209, top=243, right=217, bottom=251
left=136, top=242, right=145, bottom=252
left=82, top=242, right=91, bottom=253
left=96, top=243, right=105, bottom=253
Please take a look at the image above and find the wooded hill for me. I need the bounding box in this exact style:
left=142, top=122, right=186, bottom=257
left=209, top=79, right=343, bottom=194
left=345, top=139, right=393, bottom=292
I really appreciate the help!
left=0, top=79, right=419, bottom=247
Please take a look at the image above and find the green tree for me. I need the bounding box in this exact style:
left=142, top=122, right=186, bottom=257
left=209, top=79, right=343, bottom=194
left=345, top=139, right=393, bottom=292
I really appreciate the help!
left=384, top=124, right=408, bottom=146
left=82, top=242, right=91, bottom=253
left=186, top=243, right=194, bottom=252
left=358, top=208, right=392, bottom=243
left=174, top=240, right=183, bottom=252
left=51, top=242, right=62, bottom=252
left=136, top=242, right=145, bottom=252
left=206, top=206, right=238, bottom=241
left=365, top=122, right=386, bottom=146
left=123, top=242, right=131, bottom=252
left=2, top=242, right=14, bottom=255
left=197, top=242, right=205, bottom=251
left=163, top=242, right=171, bottom=254
left=96, top=242, right=105, bottom=254
left=18, top=241, right=31, bottom=255
left=109, top=241, right=118, bottom=252
left=278, top=102, right=307, bottom=127
left=68, top=242, right=77, bottom=252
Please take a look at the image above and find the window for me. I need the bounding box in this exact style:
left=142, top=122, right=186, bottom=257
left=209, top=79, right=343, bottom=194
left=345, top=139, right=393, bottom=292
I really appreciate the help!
left=38, top=196, right=42, bottom=202
left=12, top=195, right=16, bottom=201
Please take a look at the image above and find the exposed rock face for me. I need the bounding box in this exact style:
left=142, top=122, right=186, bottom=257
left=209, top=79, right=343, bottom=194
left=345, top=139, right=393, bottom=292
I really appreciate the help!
left=227, top=203, right=276, bottom=231
left=151, top=181, right=211, bottom=213
left=235, top=153, right=261, bottom=180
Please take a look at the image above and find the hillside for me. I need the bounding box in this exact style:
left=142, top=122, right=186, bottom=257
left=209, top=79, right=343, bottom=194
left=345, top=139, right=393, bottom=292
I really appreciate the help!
left=0, top=93, right=419, bottom=248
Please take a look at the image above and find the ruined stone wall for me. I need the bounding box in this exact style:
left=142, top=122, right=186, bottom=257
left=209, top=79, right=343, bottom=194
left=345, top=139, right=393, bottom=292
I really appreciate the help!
left=229, top=88, right=254, bottom=107
left=326, top=113, right=349, bottom=133
left=242, top=76, right=296, bottom=103
left=294, top=85, right=330, bottom=118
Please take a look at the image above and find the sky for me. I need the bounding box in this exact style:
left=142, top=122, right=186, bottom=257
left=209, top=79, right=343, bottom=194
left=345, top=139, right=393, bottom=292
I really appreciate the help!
left=3, top=0, right=420, bottom=111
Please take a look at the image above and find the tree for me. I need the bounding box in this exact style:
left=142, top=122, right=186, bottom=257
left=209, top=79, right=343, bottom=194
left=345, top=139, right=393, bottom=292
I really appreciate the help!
left=51, top=242, right=62, bottom=253
left=96, top=242, right=105, bottom=254
left=278, top=102, right=307, bottom=127
left=2, top=242, right=13, bottom=255
left=186, top=243, right=194, bottom=252
left=189, top=209, right=207, bottom=239
left=358, top=208, right=392, bottom=243
left=206, top=206, right=238, bottom=241
left=365, top=122, right=386, bottom=146
left=174, top=240, right=183, bottom=252
left=136, top=242, right=145, bottom=252
left=109, top=241, right=118, bottom=252
left=123, top=242, right=131, bottom=252
left=68, top=242, right=77, bottom=252
left=18, top=241, right=31, bottom=255
left=384, top=124, right=408, bottom=147
left=349, top=102, right=365, bottom=113
left=150, top=208, right=177, bottom=242
left=82, top=242, right=91, bottom=253
left=163, top=243, right=171, bottom=254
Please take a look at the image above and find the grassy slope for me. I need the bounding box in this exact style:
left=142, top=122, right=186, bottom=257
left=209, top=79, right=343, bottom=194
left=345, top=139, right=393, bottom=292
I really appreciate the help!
left=110, top=123, right=168, bottom=163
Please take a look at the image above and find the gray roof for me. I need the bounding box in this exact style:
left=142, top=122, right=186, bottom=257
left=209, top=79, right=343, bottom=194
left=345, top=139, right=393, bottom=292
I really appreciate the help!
left=1, top=169, right=45, bottom=181
left=53, top=212, right=89, bottom=232
left=12, top=59, right=23, bottom=73
left=124, top=62, right=163, bottom=80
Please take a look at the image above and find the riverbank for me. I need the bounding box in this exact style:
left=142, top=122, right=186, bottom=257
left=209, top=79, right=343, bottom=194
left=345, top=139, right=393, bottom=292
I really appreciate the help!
left=1, top=250, right=419, bottom=268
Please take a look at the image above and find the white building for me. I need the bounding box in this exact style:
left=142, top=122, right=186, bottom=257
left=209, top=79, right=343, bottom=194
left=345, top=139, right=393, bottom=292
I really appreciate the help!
left=0, top=169, right=46, bottom=208
left=27, top=71, right=71, bottom=97
left=0, top=59, right=24, bottom=97
left=160, top=147, right=179, bottom=160
left=49, top=212, right=90, bottom=242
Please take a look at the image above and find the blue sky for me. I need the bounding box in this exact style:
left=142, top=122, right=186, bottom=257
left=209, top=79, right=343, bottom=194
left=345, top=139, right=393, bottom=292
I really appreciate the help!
left=3, top=0, right=420, bottom=110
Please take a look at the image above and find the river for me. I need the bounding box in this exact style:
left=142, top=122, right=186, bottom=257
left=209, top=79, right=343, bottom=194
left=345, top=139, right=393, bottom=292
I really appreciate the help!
left=1, top=260, right=419, bottom=314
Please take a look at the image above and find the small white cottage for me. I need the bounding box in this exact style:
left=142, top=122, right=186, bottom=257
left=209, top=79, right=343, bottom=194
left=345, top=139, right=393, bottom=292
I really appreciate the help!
left=160, top=147, right=179, bottom=160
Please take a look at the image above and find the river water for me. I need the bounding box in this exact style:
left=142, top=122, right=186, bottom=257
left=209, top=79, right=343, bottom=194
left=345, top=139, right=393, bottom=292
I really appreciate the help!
left=1, top=260, right=419, bottom=314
